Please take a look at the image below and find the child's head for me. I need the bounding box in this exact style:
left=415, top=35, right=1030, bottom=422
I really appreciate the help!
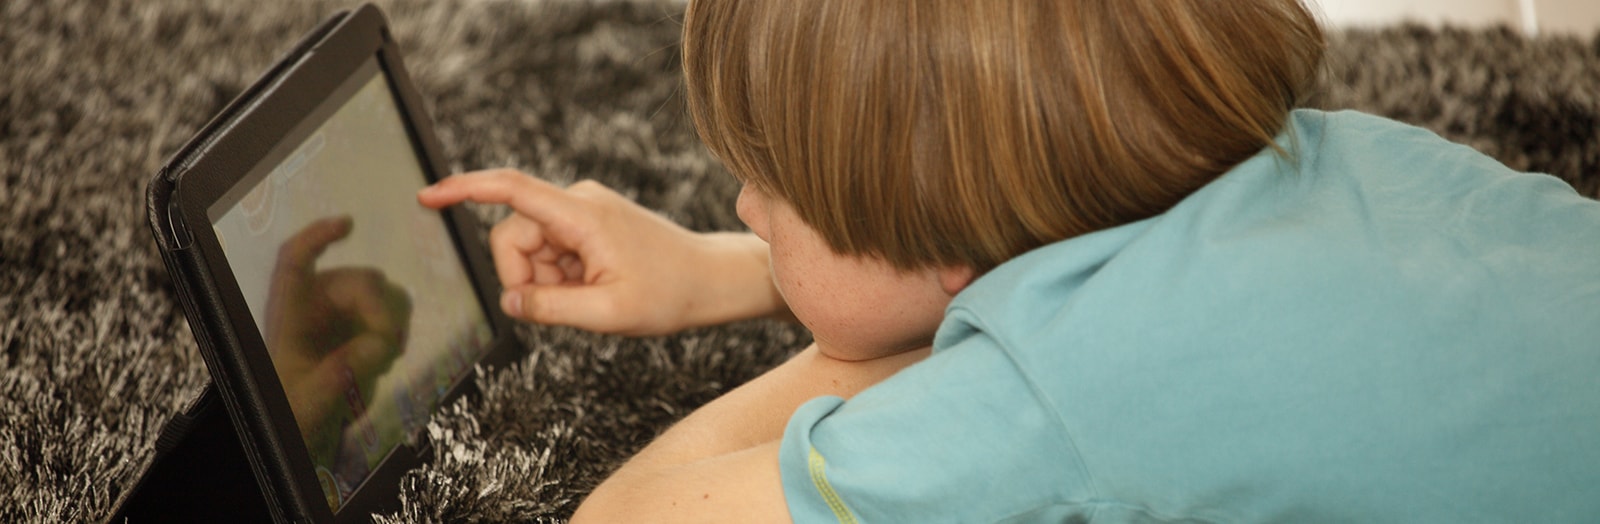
left=684, top=0, right=1325, bottom=273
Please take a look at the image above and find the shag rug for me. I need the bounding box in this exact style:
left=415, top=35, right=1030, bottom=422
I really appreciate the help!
left=2, top=1, right=1596, bottom=521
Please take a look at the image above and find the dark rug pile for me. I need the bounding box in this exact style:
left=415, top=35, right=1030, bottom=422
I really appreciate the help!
left=2, top=1, right=1596, bottom=522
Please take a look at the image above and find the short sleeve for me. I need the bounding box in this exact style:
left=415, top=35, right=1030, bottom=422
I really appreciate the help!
left=778, top=332, right=1096, bottom=523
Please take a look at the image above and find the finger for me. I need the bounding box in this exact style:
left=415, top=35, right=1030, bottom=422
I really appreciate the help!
left=267, top=217, right=355, bottom=341
left=488, top=214, right=542, bottom=289
left=502, top=284, right=631, bottom=334
left=530, top=245, right=572, bottom=286
left=274, top=216, right=354, bottom=281
left=417, top=169, right=587, bottom=230
left=556, top=252, right=585, bottom=283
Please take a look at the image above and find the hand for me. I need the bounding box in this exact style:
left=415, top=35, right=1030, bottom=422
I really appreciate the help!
left=263, top=216, right=412, bottom=462
left=417, top=169, right=786, bottom=336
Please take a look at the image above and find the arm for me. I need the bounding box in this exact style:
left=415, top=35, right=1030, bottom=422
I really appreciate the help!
left=418, top=169, right=790, bottom=334
left=690, top=231, right=796, bottom=326
left=571, top=343, right=930, bottom=523
left=422, top=170, right=925, bottom=519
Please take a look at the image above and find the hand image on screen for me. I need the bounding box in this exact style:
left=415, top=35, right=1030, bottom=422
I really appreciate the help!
left=262, top=215, right=412, bottom=466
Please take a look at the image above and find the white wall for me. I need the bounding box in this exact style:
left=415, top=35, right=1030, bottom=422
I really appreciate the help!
left=1312, top=0, right=1600, bottom=35
left=1313, top=0, right=1521, bottom=29
left=1533, top=0, right=1600, bottom=35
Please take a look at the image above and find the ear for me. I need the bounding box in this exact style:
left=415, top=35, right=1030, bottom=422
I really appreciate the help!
left=937, top=265, right=977, bottom=296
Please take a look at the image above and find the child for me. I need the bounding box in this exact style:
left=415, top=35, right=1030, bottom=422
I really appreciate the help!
left=419, top=0, right=1600, bottom=521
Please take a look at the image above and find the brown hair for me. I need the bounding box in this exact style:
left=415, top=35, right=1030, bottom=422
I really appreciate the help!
left=684, top=0, right=1325, bottom=272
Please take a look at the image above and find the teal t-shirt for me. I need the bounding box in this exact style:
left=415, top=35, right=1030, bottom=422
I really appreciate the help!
left=780, top=110, right=1600, bottom=523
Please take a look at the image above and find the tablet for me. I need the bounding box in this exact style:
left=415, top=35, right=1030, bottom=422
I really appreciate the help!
left=147, top=4, right=517, bottom=521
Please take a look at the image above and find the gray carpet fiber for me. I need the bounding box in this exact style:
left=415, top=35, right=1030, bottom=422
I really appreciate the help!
left=2, top=1, right=1597, bottom=521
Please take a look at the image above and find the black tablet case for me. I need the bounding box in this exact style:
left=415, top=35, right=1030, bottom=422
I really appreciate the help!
left=110, top=9, right=353, bottom=523
left=109, top=383, right=274, bottom=523
left=113, top=4, right=516, bottom=518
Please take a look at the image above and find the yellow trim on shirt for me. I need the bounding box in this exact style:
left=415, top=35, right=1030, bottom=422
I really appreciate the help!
left=808, top=447, right=859, bottom=524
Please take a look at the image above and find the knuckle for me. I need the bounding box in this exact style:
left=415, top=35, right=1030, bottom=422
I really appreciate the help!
left=568, top=179, right=604, bottom=192
left=567, top=180, right=615, bottom=203
left=488, top=220, right=514, bottom=244
left=490, top=217, right=537, bottom=249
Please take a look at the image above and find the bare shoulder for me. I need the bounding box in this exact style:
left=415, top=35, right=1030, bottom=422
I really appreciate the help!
left=571, top=441, right=791, bottom=524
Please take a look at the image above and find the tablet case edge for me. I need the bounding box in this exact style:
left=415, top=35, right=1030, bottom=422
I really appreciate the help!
left=110, top=8, right=357, bottom=524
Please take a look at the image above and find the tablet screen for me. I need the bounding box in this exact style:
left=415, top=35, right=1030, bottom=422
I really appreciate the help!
left=208, top=60, right=492, bottom=512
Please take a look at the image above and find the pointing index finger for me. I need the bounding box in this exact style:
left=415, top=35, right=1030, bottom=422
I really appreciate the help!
left=417, top=169, right=582, bottom=226
left=276, top=215, right=354, bottom=279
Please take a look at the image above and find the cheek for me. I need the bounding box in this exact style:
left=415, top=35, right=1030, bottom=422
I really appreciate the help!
left=766, top=233, right=830, bottom=320
left=771, top=246, right=877, bottom=342
left=735, top=185, right=769, bottom=240
left=765, top=235, right=808, bottom=303
left=778, top=261, right=941, bottom=358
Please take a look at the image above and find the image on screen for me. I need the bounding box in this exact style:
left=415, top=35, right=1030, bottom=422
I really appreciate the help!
left=210, top=61, right=492, bottom=512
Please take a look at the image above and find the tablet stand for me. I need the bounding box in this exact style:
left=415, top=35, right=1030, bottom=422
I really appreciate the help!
left=106, top=382, right=273, bottom=523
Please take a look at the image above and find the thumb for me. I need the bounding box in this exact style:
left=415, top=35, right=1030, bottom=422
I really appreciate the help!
left=501, top=284, right=626, bottom=333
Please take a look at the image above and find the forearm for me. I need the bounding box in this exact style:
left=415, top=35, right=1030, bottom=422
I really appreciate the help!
left=687, top=232, right=793, bottom=326
left=574, top=344, right=929, bottom=519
